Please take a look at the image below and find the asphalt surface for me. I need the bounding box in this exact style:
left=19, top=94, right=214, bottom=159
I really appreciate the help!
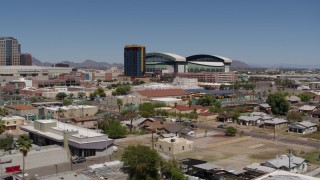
left=197, top=124, right=320, bottom=148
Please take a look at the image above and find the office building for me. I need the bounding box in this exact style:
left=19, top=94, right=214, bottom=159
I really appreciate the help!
left=124, top=45, right=145, bottom=77
left=0, top=37, right=21, bottom=66
left=20, top=53, right=32, bottom=66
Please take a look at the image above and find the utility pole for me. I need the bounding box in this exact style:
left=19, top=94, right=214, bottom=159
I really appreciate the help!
left=273, top=124, right=276, bottom=141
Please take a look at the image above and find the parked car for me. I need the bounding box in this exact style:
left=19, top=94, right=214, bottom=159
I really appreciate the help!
left=217, top=124, right=227, bottom=129
left=72, top=156, right=86, bottom=164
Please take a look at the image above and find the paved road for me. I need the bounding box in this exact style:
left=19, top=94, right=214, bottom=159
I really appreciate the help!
left=197, top=124, right=320, bottom=148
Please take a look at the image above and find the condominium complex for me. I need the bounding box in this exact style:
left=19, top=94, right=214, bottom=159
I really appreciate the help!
left=0, top=37, right=21, bottom=66
left=124, top=45, right=145, bottom=77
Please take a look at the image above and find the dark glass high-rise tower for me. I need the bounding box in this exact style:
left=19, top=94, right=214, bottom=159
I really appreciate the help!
left=0, top=37, right=21, bottom=66
left=124, top=45, right=145, bottom=77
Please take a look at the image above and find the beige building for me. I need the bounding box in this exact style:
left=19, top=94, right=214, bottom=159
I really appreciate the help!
left=5, top=104, right=39, bottom=117
left=2, top=116, right=26, bottom=133
left=154, top=137, right=193, bottom=154
left=70, top=117, right=98, bottom=129
left=104, top=95, right=143, bottom=108
left=44, top=105, right=98, bottom=119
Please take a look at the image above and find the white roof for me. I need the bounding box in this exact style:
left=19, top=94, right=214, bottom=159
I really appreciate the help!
left=239, top=115, right=260, bottom=122
left=299, top=105, right=316, bottom=111
left=298, top=121, right=317, bottom=128
left=193, top=163, right=222, bottom=170
left=189, top=61, right=224, bottom=66
left=245, top=163, right=275, bottom=173
left=151, top=97, right=182, bottom=102
left=45, top=105, right=97, bottom=111
left=264, top=155, right=305, bottom=169
left=1, top=116, right=25, bottom=121
left=162, top=53, right=186, bottom=62
left=250, top=112, right=267, bottom=116
left=255, top=170, right=318, bottom=180
left=264, top=118, right=288, bottom=124
left=215, top=55, right=233, bottom=63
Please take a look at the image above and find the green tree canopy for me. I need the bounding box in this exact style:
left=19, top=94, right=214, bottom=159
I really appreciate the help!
left=112, top=84, right=131, bottom=96
left=225, top=126, right=237, bottom=136
left=104, top=119, right=127, bottom=139
left=298, top=93, right=312, bottom=102
left=63, top=99, right=72, bottom=106
left=197, top=94, right=217, bottom=106
left=266, top=92, right=290, bottom=115
left=162, top=159, right=187, bottom=180
left=122, top=145, right=162, bottom=180
left=56, top=92, right=67, bottom=100
left=286, top=111, right=303, bottom=123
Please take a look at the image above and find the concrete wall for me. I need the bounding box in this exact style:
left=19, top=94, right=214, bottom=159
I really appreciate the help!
left=0, top=146, right=69, bottom=173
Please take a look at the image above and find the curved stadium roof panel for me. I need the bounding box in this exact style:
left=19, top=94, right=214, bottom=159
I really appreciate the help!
left=146, top=52, right=186, bottom=62
left=188, top=61, right=224, bottom=67
left=186, top=54, right=232, bottom=63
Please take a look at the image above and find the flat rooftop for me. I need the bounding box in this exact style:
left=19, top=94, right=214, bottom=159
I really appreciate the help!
left=6, top=104, right=36, bottom=110
left=44, top=105, right=97, bottom=111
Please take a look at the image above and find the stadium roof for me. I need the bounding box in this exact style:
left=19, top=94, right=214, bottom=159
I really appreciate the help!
left=186, top=54, right=232, bottom=63
left=146, top=52, right=186, bottom=62
left=188, top=61, right=224, bottom=66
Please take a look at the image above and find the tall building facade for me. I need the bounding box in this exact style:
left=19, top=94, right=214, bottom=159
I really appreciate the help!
left=0, top=37, right=21, bottom=66
left=20, top=53, right=32, bottom=66
left=124, top=45, right=145, bottom=77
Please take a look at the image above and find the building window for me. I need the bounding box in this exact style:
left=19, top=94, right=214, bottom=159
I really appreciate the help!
left=7, top=122, right=9, bottom=125
left=168, top=147, right=171, bottom=151
left=182, top=146, right=184, bottom=150
left=14, top=121, right=16, bottom=124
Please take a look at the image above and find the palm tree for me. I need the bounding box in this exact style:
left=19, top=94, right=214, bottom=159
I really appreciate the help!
left=188, top=100, right=192, bottom=107
left=56, top=108, right=66, bottom=120
left=117, top=99, right=123, bottom=112
left=0, top=119, right=6, bottom=134
left=16, top=134, right=33, bottom=180
left=122, top=108, right=138, bottom=132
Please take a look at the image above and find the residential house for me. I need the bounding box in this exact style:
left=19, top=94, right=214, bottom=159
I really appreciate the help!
left=163, top=124, right=194, bottom=136
left=286, top=96, right=301, bottom=104
left=310, top=110, right=320, bottom=119
left=142, top=121, right=171, bottom=134
left=244, top=163, right=276, bottom=179
left=299, top=105, right=316, bottom=113
left=261, top=155, right=307, bottom=173
left=238, top=116, right=260, bottom=126
left=257, top=103, right=271, bottom=113
left=216, top=113, right=233, bottom=123
left=262, top=118, right=288, bottom=129
left=179, top=158, right=207, bottom=173
left=121, top=118, right=155, bottom=131
left=154, top=136, right=193, bottom=154
left=288, top=121, right=317, bottom=134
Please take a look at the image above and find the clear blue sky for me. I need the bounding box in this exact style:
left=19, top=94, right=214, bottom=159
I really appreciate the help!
left=1, top=0, right=319, bottom=65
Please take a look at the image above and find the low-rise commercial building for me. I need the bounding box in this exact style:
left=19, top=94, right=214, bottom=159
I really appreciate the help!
left=2, top=116, right=25, bottom=133
left=44, top=105, right=98, bottom=119
left=5, top=104, right=39, bottom=117
left=20, top=119, right=114, bottom=157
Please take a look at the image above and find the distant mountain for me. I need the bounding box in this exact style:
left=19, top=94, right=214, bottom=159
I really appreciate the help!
left=231, top=60, right=251, bottom=69
left=32, top=57, right=124, bottom=69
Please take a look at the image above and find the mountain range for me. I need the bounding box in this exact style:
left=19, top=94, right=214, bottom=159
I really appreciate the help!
left=32, top=57, right=124, bottom=69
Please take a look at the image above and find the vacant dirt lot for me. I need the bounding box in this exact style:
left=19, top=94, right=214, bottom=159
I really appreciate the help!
left=175, top=134, right=315, bottom=171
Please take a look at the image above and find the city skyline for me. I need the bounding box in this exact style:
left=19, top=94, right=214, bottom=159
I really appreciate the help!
left=0, top=0, right=319, bottom=66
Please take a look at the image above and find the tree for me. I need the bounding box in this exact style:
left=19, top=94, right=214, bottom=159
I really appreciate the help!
left=56, top=108, right=66, bottom=120
left=266, top=92, right=290, bottom=116
left=105, top=120, right=128, bottom=139
left=0, top=119, right=6, bottom=134
left=197, top=94, right=217, bottom=106
left=78, top=92, right=86, bottom=99
left=63, top=99, right=72, bottom=106
left=188, top=100, right=192, bottom=107
left=117, top=99, right=123, bottom=112
left=122, top=108, right=138, bottom=132
left=225, top=126, right=237, bottom=136
left=122, top=145, right=162, bottom=180
left=286, top=111, right=303, bottom=123
left=0, top=108, right=8, bottom=116
left=298, top=93, right=312, bottom=102
left=69, top=93, right=74, bottom=99
left=16, top=134, right=33, bottom=180
left=56, top=92, right=67, bottom=100
left=162, top=159, right=187, bottom=180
